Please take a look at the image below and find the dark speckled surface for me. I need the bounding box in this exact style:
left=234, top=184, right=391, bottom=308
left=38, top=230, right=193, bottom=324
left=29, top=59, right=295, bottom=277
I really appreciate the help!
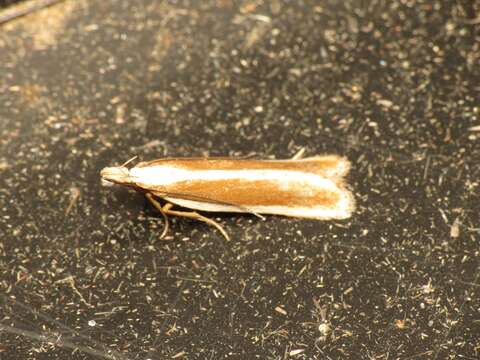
left=1, top=0, right=479, bottom=359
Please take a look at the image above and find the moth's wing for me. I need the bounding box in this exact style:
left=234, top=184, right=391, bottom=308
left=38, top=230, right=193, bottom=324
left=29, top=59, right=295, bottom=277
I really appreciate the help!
left=150, top=190, right=264, bottom=217
left=296, top=155, right=351, bottom=179
left=137, top=156, right=351, bottom=180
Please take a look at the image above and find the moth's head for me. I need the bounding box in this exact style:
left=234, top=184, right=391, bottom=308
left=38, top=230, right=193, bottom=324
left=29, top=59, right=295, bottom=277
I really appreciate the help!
left=100, top=166, right=132, bottom=185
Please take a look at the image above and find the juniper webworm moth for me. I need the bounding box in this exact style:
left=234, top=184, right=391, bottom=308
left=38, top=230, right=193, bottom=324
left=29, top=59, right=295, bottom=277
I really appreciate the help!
left=100, top=152, right=355, bottom=240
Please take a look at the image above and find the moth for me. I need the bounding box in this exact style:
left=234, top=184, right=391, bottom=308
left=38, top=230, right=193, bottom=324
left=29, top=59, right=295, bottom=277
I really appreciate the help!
left=100, top=153, right=355, bottom=240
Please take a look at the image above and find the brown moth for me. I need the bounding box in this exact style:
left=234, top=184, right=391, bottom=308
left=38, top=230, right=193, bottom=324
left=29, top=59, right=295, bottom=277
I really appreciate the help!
left=100, top=154, right=355, bottom=240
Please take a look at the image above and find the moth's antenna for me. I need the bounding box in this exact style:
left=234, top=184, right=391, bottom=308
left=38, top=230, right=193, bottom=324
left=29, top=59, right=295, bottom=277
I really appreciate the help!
left=121, top=156, right=138, bottom=168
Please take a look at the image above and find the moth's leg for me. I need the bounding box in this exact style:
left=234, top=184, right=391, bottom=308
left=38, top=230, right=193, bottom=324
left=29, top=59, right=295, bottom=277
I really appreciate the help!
left=161, top=205, right=230, bottom=241
left=145, top=193, right=170, bottom=239
left=292, top=147, right=306, bottom=160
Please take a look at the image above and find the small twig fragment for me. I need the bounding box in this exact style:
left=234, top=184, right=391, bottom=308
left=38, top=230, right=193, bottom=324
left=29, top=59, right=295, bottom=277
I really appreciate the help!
left=65, top=186, right=81, bottom=215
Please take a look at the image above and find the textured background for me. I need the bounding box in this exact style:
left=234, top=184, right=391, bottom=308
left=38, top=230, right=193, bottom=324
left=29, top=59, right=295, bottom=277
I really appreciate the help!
left=0, top=0, right=479, bottom=359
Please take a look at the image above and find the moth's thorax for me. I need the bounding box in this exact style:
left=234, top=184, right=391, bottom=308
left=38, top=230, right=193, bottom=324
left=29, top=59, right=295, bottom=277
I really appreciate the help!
left=100, top=166, right=132, bottom=185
